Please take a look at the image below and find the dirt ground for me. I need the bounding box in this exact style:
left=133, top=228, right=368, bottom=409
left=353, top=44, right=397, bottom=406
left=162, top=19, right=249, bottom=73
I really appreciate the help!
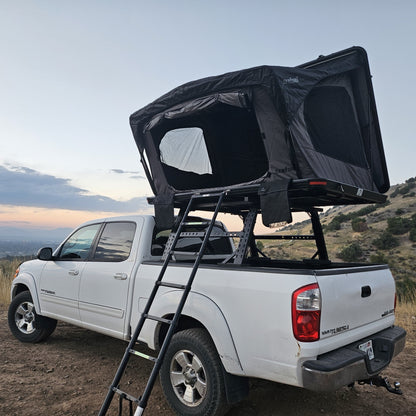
left=0, top=306, right=415, bottom=416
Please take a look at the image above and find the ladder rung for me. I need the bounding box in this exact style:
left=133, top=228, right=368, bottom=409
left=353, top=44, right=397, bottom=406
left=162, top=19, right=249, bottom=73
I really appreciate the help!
left=143, top=314, right=172, bottom=325
left=129, top=349, right=157, bottom=362
left=157, top=281, right=186, bottom=290
left=112, top=387, right=140, bottom=403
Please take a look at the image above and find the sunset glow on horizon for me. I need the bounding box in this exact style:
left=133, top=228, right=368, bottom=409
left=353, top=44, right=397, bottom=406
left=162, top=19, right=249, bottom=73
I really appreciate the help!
left=0, top=204, right=152, bottom=230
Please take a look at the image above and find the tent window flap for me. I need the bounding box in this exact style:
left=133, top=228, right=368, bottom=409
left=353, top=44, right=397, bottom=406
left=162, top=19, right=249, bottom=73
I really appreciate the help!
left=160, top=127, right=213, bottom=175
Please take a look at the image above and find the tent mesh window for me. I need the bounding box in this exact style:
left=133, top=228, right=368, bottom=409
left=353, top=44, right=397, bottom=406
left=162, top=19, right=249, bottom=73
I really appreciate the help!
left=150, top=102, right=269, bottom=190
left=304, top=86, right=368, bottom=168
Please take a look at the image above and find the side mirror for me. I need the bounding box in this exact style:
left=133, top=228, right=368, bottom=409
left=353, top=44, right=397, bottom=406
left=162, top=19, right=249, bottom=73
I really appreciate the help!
left=37, top=247, right=53, bottom=261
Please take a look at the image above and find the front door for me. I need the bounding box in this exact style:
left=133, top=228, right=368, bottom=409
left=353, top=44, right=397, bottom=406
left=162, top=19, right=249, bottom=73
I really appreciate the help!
left=39, top=223, right=101, bottom=322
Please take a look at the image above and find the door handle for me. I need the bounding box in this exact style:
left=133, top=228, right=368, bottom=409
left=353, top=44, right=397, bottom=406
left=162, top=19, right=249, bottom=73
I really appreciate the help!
left=68, top=269, right=79, bottom=276
left=114, top=273, right=128, bottom=280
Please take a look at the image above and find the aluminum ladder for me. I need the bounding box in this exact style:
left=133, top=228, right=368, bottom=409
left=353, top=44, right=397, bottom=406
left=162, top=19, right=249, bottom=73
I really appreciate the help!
left=98, top=191, right=227, bottom=416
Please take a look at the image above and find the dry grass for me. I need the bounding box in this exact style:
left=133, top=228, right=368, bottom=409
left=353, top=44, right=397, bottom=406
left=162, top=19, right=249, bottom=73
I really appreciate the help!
left=395, top=302, right=416, bottom=347
left=0, top=258, right=20, bottom=306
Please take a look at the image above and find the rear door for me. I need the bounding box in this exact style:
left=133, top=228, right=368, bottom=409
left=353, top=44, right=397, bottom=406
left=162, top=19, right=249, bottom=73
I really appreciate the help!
left=79, top=219, right=142, bottom=337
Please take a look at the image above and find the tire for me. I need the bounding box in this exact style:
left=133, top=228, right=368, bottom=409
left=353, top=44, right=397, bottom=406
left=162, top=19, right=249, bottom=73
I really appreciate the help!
left=8, top=291, right=57, bottom=343
left=160, top=328, right=229, bottom=416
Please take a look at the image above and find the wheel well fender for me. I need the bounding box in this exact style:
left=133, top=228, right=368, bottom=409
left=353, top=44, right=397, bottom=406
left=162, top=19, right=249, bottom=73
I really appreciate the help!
left=11, top=274, right=41, bottom=312
left=148, top=290, right=244, bottom=375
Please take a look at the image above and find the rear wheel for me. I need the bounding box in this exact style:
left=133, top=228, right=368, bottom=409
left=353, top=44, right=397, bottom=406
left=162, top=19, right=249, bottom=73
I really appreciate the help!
left=8, top=291, right=57, bottom=343
left=160, top=328, right=228, bottom=416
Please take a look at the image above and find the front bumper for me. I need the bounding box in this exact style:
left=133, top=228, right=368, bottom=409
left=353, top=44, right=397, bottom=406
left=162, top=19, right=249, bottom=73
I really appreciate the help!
left=302, top=326, right=406, bottom=392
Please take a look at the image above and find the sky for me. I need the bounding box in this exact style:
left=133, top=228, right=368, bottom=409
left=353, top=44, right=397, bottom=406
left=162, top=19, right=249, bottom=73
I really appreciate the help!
left=1, top=1, right=416, bottom=232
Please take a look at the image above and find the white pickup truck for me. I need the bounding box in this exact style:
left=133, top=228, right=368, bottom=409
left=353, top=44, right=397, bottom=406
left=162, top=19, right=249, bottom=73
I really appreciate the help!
left=8, top=213, right=406, bottom=416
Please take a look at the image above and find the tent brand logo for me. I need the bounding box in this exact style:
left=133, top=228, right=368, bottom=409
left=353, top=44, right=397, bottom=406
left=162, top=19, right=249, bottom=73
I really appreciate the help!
left=283, top=77, right=299, bottom=84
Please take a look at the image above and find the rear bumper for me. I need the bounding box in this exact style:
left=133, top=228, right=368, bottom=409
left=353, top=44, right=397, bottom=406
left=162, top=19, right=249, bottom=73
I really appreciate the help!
left=302, top=326, right=406, bottom=392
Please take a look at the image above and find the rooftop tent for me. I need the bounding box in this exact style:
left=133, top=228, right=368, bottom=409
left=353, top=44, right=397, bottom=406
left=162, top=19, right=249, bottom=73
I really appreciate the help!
left=130, top=47, right=389, bottom=226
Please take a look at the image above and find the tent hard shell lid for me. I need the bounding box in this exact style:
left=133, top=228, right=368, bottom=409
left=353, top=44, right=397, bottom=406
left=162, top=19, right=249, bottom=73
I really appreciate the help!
left=130, top=47, right=389, bottom=227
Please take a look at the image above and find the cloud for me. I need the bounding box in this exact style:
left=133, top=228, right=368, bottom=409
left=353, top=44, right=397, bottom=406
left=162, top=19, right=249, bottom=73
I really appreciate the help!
left=0, top=165, right=149, bottom=213
left=110, top=169, right=145, bottom=180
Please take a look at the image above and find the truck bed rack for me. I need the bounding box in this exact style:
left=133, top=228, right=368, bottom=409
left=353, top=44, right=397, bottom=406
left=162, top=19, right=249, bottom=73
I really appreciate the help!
left=148, top=178, right=386, bottom=215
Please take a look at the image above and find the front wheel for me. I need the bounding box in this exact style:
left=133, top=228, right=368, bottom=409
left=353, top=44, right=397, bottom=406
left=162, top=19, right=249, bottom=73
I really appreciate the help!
left=160, top=328, right=229, bottom=416
left=8, top=291, right=57, bottom=343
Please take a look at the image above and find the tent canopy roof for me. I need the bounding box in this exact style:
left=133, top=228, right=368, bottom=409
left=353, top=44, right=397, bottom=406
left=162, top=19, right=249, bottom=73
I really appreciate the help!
left=129, top=47, right=389, bottom=225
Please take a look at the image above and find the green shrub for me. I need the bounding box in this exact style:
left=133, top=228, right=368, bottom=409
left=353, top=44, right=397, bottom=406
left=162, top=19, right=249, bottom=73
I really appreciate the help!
left=372, top=231, right=399, bottom=250
left=392, top=183, right=416, bottom=198
left=409, top=228, right=416, bottom=243
left=256, top=241, right=264, bottom=252
left=338, top=242, right=363, bottom=262
left=326, top=218, right=341, bottom=231
left=387, top=217, right=412, bottom=235
left=354, top=205, right=378, bottom=217
left=351, top=217, right=368, bottom=232
left=370, top=252, right=389, bottom=264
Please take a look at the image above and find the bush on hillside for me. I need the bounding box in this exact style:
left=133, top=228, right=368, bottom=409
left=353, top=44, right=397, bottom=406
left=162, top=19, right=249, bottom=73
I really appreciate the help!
left=409, top=228, right=416, bottom=243
left=391, top=182, right=416, bottom=198
left=325, top=218, right=341, bottom=231
left=369, top=252, right=389, bottom=264
left=387, top=217, right=412, bottom=235
left=256, top=241, right=264, bottom=252
left=351, top=217, right=368, bottom=232
left=338, top=242, right=363, bottom=262
left=372, top=231, right=399, bottom=250
left=354, top=205, right=378, bottom=217
left=326, top=207, right=377, bottom=231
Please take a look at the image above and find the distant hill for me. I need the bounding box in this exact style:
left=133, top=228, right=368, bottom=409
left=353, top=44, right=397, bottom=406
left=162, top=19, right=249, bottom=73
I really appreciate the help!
left=260, top=177, right=416, bottom=302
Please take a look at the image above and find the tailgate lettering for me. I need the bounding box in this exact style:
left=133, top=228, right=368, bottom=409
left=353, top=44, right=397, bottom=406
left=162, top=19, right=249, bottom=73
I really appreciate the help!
left=322, top=324, right=349, bottom=336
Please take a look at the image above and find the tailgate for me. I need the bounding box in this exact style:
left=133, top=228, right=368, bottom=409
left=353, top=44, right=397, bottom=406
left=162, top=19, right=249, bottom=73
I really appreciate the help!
left=316, top=265, right=396, bottom=340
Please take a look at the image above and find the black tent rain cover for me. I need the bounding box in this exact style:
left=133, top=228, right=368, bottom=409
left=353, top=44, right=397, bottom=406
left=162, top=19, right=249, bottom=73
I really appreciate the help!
left=130, top=47, right=389, bottom=226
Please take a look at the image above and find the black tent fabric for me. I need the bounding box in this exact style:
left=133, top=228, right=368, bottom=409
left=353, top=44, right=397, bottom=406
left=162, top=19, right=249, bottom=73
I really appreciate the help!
left=130, top=47, right=389, bottom=226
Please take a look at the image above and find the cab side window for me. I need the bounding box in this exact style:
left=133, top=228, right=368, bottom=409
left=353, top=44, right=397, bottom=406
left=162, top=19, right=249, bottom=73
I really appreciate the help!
left=93, top=222, right=136, bottom=262
left=59, top=224, right=101, bottom=260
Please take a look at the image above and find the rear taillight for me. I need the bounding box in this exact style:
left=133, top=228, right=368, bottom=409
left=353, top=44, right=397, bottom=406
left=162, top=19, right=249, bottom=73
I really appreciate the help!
left=292, top=283, right=321, bottom=342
